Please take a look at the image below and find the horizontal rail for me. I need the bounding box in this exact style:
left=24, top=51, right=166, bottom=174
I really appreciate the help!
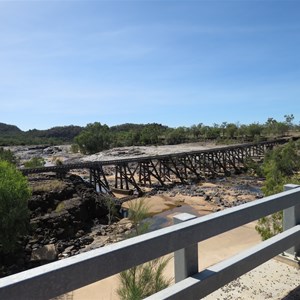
left=1, top=186, right=300, bottom=299
left=146, top=225, right=300, bottom=300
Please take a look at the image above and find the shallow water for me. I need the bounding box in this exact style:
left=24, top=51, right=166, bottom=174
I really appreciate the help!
left=146, top=205, right=202, bottom=231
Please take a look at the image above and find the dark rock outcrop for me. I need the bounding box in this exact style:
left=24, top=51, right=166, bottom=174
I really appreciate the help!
left=0, top=173, right=125, bottom=278
left=28, top=174, right=120, bottom=241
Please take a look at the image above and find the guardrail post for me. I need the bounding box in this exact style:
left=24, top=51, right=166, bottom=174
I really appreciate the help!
left=283, top=184, right=300, bottom=256
left=173, top=213, right=198, bottom=283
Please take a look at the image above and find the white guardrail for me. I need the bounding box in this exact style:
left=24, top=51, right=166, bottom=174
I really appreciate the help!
left=0, top=184, right=300, bottom=300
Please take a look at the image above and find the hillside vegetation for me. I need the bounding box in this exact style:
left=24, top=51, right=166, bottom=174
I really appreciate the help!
left=0, top=123, right=83, bottom=146
left=1, top=115, right=299, bottom=151
left=74, top=115, right=299, bottom=154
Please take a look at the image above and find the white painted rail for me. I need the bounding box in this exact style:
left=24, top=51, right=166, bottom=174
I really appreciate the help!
left=0, top=185, right=300, bottom=300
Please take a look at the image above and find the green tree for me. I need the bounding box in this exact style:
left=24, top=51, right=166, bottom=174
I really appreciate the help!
left=0, top=147, right=17, bottom=164
left=262, top=141, right=300, bottom=195
left=276, top=122, right=289, bottom=137
left=75, top=122, right=111, bottom=154
left=117, top=199, right=171, bottom=299
left=198, top=124, right=220, bottom=140
left=165, top=127, right=187, bottom=145
left=264, top=117, right=289, bottom=137
left=24, top=157, right=45, bottom=168
left=284, top=114, right=295, bottom=130
left=225, top=123, right=238, bottom=139
left=127, top=130, right=141, bottom=146
left=140, top=124, right=166, bottom=145
left=255, top=141, right=300, bottom=240
left=0, top=161, right=31, bottom=253
left=190, top=124, right=203, bottom=140
left=220, top=122, right=227, bottom=138
left=246, top=123, right=263, bottom=140
left=264, top=117, right=278, bottom=137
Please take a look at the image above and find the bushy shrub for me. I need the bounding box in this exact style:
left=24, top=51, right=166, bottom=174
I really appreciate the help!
left=0, top=147, right=17, bottom=164
left=255, top=141, right=300, bottom=240
left=24, top=157, right=45, bottom=168
left=0, top=161, right=31, bottom=253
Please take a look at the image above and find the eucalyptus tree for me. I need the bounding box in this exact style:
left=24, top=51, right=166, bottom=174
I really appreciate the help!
left=75, top=122, right=111, bottom=154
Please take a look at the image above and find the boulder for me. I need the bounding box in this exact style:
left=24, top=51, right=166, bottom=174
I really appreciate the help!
left=31, top=244, right=57, bottom=262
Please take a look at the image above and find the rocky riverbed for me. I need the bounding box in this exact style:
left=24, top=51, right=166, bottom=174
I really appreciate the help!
left=1, top=143, right=264, bottom=278
left=6, top=141, right=222, bottom=167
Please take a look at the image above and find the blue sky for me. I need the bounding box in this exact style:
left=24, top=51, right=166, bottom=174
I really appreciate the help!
left=0, top=0, right=299, bottom=131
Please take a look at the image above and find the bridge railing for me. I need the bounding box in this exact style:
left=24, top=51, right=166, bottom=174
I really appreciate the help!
left=0, top=184, right=300, bottom=300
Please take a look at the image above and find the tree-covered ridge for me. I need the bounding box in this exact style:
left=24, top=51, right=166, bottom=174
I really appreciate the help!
left=26, top=125, right=83, bottom=142
left=0, top=124, right=83, bottom=146
left=0, top=114, right=299, bottom=149
left=0, top=122, right=22, bottom=134
left=75, top=115, right=299, bottom=154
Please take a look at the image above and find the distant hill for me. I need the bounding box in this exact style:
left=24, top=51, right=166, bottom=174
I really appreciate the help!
left=26, top=125, right=83, bottom=141
left=0, top=123, right=83, bottom=146
left=110, top=123, right=168, bottom=132
left=0, top=122, right=22, bottom=134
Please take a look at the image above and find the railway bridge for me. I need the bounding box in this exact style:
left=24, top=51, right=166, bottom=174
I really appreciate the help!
left=21, top=139, right=289, bottom=196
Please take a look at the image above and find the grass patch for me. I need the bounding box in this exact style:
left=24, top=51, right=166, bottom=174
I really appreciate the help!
left=30, top=179, right=67, bottom=193
left=55, top=201, right=66, bottom=213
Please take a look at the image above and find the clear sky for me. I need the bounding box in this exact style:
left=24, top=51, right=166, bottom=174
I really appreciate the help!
left=0, top=0, right=299, bottom=131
